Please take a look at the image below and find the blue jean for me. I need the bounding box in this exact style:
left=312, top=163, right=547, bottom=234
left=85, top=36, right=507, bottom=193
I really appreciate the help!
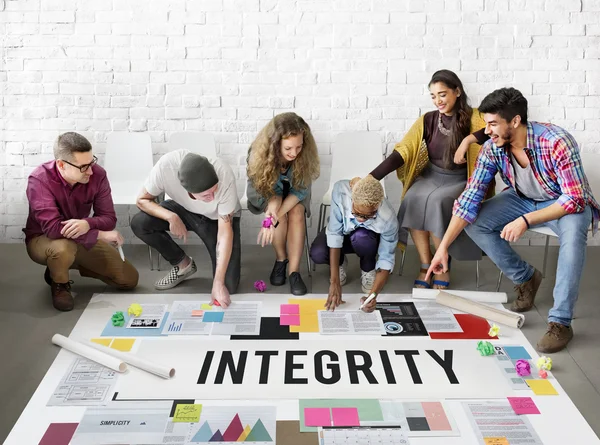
left=465, top=188, right=592, bottom=326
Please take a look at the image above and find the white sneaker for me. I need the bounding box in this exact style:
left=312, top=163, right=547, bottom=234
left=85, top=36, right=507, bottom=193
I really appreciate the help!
left=155, top=258, right=197, bottom=290
left=329, top=257, right=347, bottom=286
left=361, top=269, right=376, bottom=294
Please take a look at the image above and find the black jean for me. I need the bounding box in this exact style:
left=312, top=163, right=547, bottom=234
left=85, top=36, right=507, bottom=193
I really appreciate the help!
left=131, top=200, right=241, bottom=293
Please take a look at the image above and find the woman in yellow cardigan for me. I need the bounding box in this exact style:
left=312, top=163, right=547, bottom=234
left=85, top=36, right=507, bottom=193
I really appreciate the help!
left=370, top=70, right=489, bottom=289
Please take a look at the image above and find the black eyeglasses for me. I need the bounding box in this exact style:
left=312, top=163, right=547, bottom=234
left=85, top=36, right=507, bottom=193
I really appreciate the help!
left=62, top=155, right=98, bottom=173
left=351, top=205, right=377, bottom=220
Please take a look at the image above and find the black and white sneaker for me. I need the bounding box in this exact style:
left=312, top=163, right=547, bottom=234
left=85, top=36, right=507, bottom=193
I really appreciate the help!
left=154, top=258, right=197, bottom=290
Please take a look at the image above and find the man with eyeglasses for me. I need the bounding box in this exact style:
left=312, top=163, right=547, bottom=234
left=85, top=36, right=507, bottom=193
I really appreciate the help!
left=23, top=132, right=139, bottom=311
left=309, top=175, right=399, bottom=311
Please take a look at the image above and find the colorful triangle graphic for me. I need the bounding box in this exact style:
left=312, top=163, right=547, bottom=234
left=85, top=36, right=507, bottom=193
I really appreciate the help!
left=222, top=414, right=244, bottom=441
left=245, top=419, right=273, bottom=442
left=209, top=429, right=224, bottom=441
left=191, top=422, right=213, bottom=442
left=237, top=425, right=252, bottom=442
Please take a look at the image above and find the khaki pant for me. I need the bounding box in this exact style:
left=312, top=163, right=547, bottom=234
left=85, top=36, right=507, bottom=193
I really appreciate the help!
left=26, top=235, right=139, bottom=289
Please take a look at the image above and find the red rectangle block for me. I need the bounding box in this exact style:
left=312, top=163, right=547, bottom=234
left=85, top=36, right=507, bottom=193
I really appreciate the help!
left=39, top=423, right=79, bottom=445
left=429, top=314, right=498, bottom=340
left=421, top=402, right=452, bottom=431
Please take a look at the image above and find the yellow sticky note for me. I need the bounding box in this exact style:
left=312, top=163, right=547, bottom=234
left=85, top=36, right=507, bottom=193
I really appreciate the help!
left=201, top=304, right=213, bottom=310
left=288, top=299, right=327, bottom=333
left=91, top=338, right=113, bottom=347
left=484, top=438, right=509, bottom=445
left=173, top=404, right=202, bottom=423
left=110, top=338, right=136, bottom=352
left=527, top=379, right=558, bottom=395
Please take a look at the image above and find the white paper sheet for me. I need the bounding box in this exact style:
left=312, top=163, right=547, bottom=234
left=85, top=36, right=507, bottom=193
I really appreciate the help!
left=319, top=426, right=409, bottom=445
left=70, top=401, right=182, bottom=445
left=317, top=310, right=386, bottom=335
left=127, top=304, right=168, bottom=329
left=412, top=301, right=463, bottom=333
left=47, top=357, right=118, bottom=406
left=209, top=301, right=262, bottom=336
left=463, top=401, right=543, bottom=445
left=161, top=301, right=212, bottom=335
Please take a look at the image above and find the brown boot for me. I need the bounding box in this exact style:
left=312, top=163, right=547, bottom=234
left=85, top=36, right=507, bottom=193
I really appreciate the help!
left=510, top=269, right=543, bottom=312
left=537, top=322, right=573, bottom=353
left=51, top=281, right=74, bottom=311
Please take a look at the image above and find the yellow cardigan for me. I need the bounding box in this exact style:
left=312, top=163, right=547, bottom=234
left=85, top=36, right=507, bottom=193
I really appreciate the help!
left=394, top=108, right=487, bottom=198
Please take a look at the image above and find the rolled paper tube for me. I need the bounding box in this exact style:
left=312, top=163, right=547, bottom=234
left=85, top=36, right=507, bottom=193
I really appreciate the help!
left=435, top=291, right=525, bottom=328
left=86, top=341, right=175, bottom=379
left=52, top=334, right=127, bottom=373
left=262, top=218, right=273, bottom=228
left=413, top=288, right=508, bottom=303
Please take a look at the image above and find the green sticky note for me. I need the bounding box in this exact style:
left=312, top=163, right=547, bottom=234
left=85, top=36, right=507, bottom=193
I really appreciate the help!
left=173, top=404, right=202, bottom=423
left=201, top=304, right=213, bottom=310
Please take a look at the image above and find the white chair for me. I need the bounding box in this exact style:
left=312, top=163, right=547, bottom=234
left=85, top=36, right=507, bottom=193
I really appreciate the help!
left=168, top=132, right=217, bottom=157
left=314, top=132, right=389, bottom=271
left=241, top=180, right=311, bottom=277
left=496, top=152, right=600, bottom=291
left=104, top=132, right=156, bottom=269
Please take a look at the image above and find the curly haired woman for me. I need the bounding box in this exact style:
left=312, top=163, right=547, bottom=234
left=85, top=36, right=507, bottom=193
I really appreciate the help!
left=370, top=70, right=492, bottom=290
left=246, top=112, right=320, bottom=296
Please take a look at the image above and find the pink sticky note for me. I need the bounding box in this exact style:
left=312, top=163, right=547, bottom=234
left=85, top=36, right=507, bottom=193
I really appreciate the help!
left=280, top=314, right=301, bottom=326
left=331, top=407, right=360, bottom=427
left=39, top=423, right=79, bottom=445
left=304, top=407, right=331, bottom=427
left=508, top=397, right=540, bottom=415
left=280, top=304, right=300, bottom=315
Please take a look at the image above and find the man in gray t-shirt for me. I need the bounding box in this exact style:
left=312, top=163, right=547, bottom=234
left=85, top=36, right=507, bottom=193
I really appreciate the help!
left=131, top=150, right=241, bottom=307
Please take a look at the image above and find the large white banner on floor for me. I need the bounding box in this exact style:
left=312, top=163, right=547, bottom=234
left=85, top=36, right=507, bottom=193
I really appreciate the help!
left=115, top=339, right=512, bottom=400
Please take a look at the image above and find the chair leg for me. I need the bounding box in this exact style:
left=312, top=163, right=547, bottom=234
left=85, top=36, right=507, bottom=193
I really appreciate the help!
left=398, top=249, right=406, bottom=276
left=542, top=235, right=549, bottom=278
left=496, top=270, right=503, bottom=292
left=305, top=215, right=312, bottom=277
left=157, top=252, right=161, bottom=271
left=476, top=260, right=480, bottom=289
left=317, top=204, right=324, bottom=234
left=148, top=245, right=154, bottom=270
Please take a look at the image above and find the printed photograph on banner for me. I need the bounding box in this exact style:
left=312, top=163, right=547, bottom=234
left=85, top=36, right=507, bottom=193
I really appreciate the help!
left=376, top=302, right=428, bottom=336
left=127, top=304, right=168, bottom=329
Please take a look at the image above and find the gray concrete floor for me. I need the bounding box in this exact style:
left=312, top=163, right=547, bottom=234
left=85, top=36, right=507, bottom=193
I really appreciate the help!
left=0, top=243, right=599, bottom=441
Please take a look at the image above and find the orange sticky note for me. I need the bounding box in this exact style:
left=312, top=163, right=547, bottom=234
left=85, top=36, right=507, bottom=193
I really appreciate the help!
left=191, top=310, right=204, bottom=317
left=110, top=338, right=136, bottom=352
left=484, top=438, right=509, bottom=445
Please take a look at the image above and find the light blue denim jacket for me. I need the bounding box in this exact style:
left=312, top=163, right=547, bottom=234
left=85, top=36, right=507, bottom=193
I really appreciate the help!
left=326, top=180, right=399, bottom=271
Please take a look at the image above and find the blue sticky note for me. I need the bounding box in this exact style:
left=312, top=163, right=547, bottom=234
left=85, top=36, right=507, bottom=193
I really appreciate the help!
left=203, top=311, right=225, bottom=323
left=503, top=346, right=531, bottom=360
left=100, top=313, right=169, bottom=337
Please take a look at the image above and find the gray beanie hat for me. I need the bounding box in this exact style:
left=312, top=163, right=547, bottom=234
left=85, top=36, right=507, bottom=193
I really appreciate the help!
left=178, top=153, right=219, bottom=193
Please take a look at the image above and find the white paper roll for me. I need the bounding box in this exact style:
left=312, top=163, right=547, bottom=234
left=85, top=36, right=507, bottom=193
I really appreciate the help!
left=52, top=334, right=128, bottom=373
left=86, top=341, right=175, bottom=379
left=435, top=291, right=525, bottom=329
left=413, top=288, right=508, bottom=303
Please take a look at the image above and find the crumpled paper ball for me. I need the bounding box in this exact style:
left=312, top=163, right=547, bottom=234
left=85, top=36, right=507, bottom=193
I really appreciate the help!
left=476, top=341, right=495, bottom=356
left=111, top=311, right=125, bottom=327
left=515, top=359, right=531, bottom=377
left=536, top=356, right=552, bottom=371
left=538, top=369, right=548, bottom=379
left=488, top=323, right=500, bottom=337
left=254, top=280, right=267, bottom=292
left=262, top=218, right=273, bottom=228
left=128, top=303, right=143, bottom=317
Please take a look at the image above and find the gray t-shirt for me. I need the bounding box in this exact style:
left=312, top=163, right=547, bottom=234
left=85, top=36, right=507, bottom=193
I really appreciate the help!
left=510, top=154, right=553, bottom=201
left=145, top=149, right=241, bottom=220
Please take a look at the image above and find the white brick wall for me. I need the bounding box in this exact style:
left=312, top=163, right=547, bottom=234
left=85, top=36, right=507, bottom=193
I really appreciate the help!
left=2, top=0, right=600, bottom=247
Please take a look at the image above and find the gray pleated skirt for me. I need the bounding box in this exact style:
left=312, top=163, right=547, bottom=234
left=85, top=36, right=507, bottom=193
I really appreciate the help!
left=397, top=163, right=482, bottom=261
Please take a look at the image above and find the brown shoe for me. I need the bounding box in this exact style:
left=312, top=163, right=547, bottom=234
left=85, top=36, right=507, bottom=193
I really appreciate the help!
left=51, top=281, right=74, bottom=311
left=510, top=268, right=543, bottom=312
left=537, top=322, right=573, bottom=353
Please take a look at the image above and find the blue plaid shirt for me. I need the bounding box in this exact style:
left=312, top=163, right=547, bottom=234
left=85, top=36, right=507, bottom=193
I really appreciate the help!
left=326, top=180, right=399, bottom=271
left=453, top=122, right=600, bottom=233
